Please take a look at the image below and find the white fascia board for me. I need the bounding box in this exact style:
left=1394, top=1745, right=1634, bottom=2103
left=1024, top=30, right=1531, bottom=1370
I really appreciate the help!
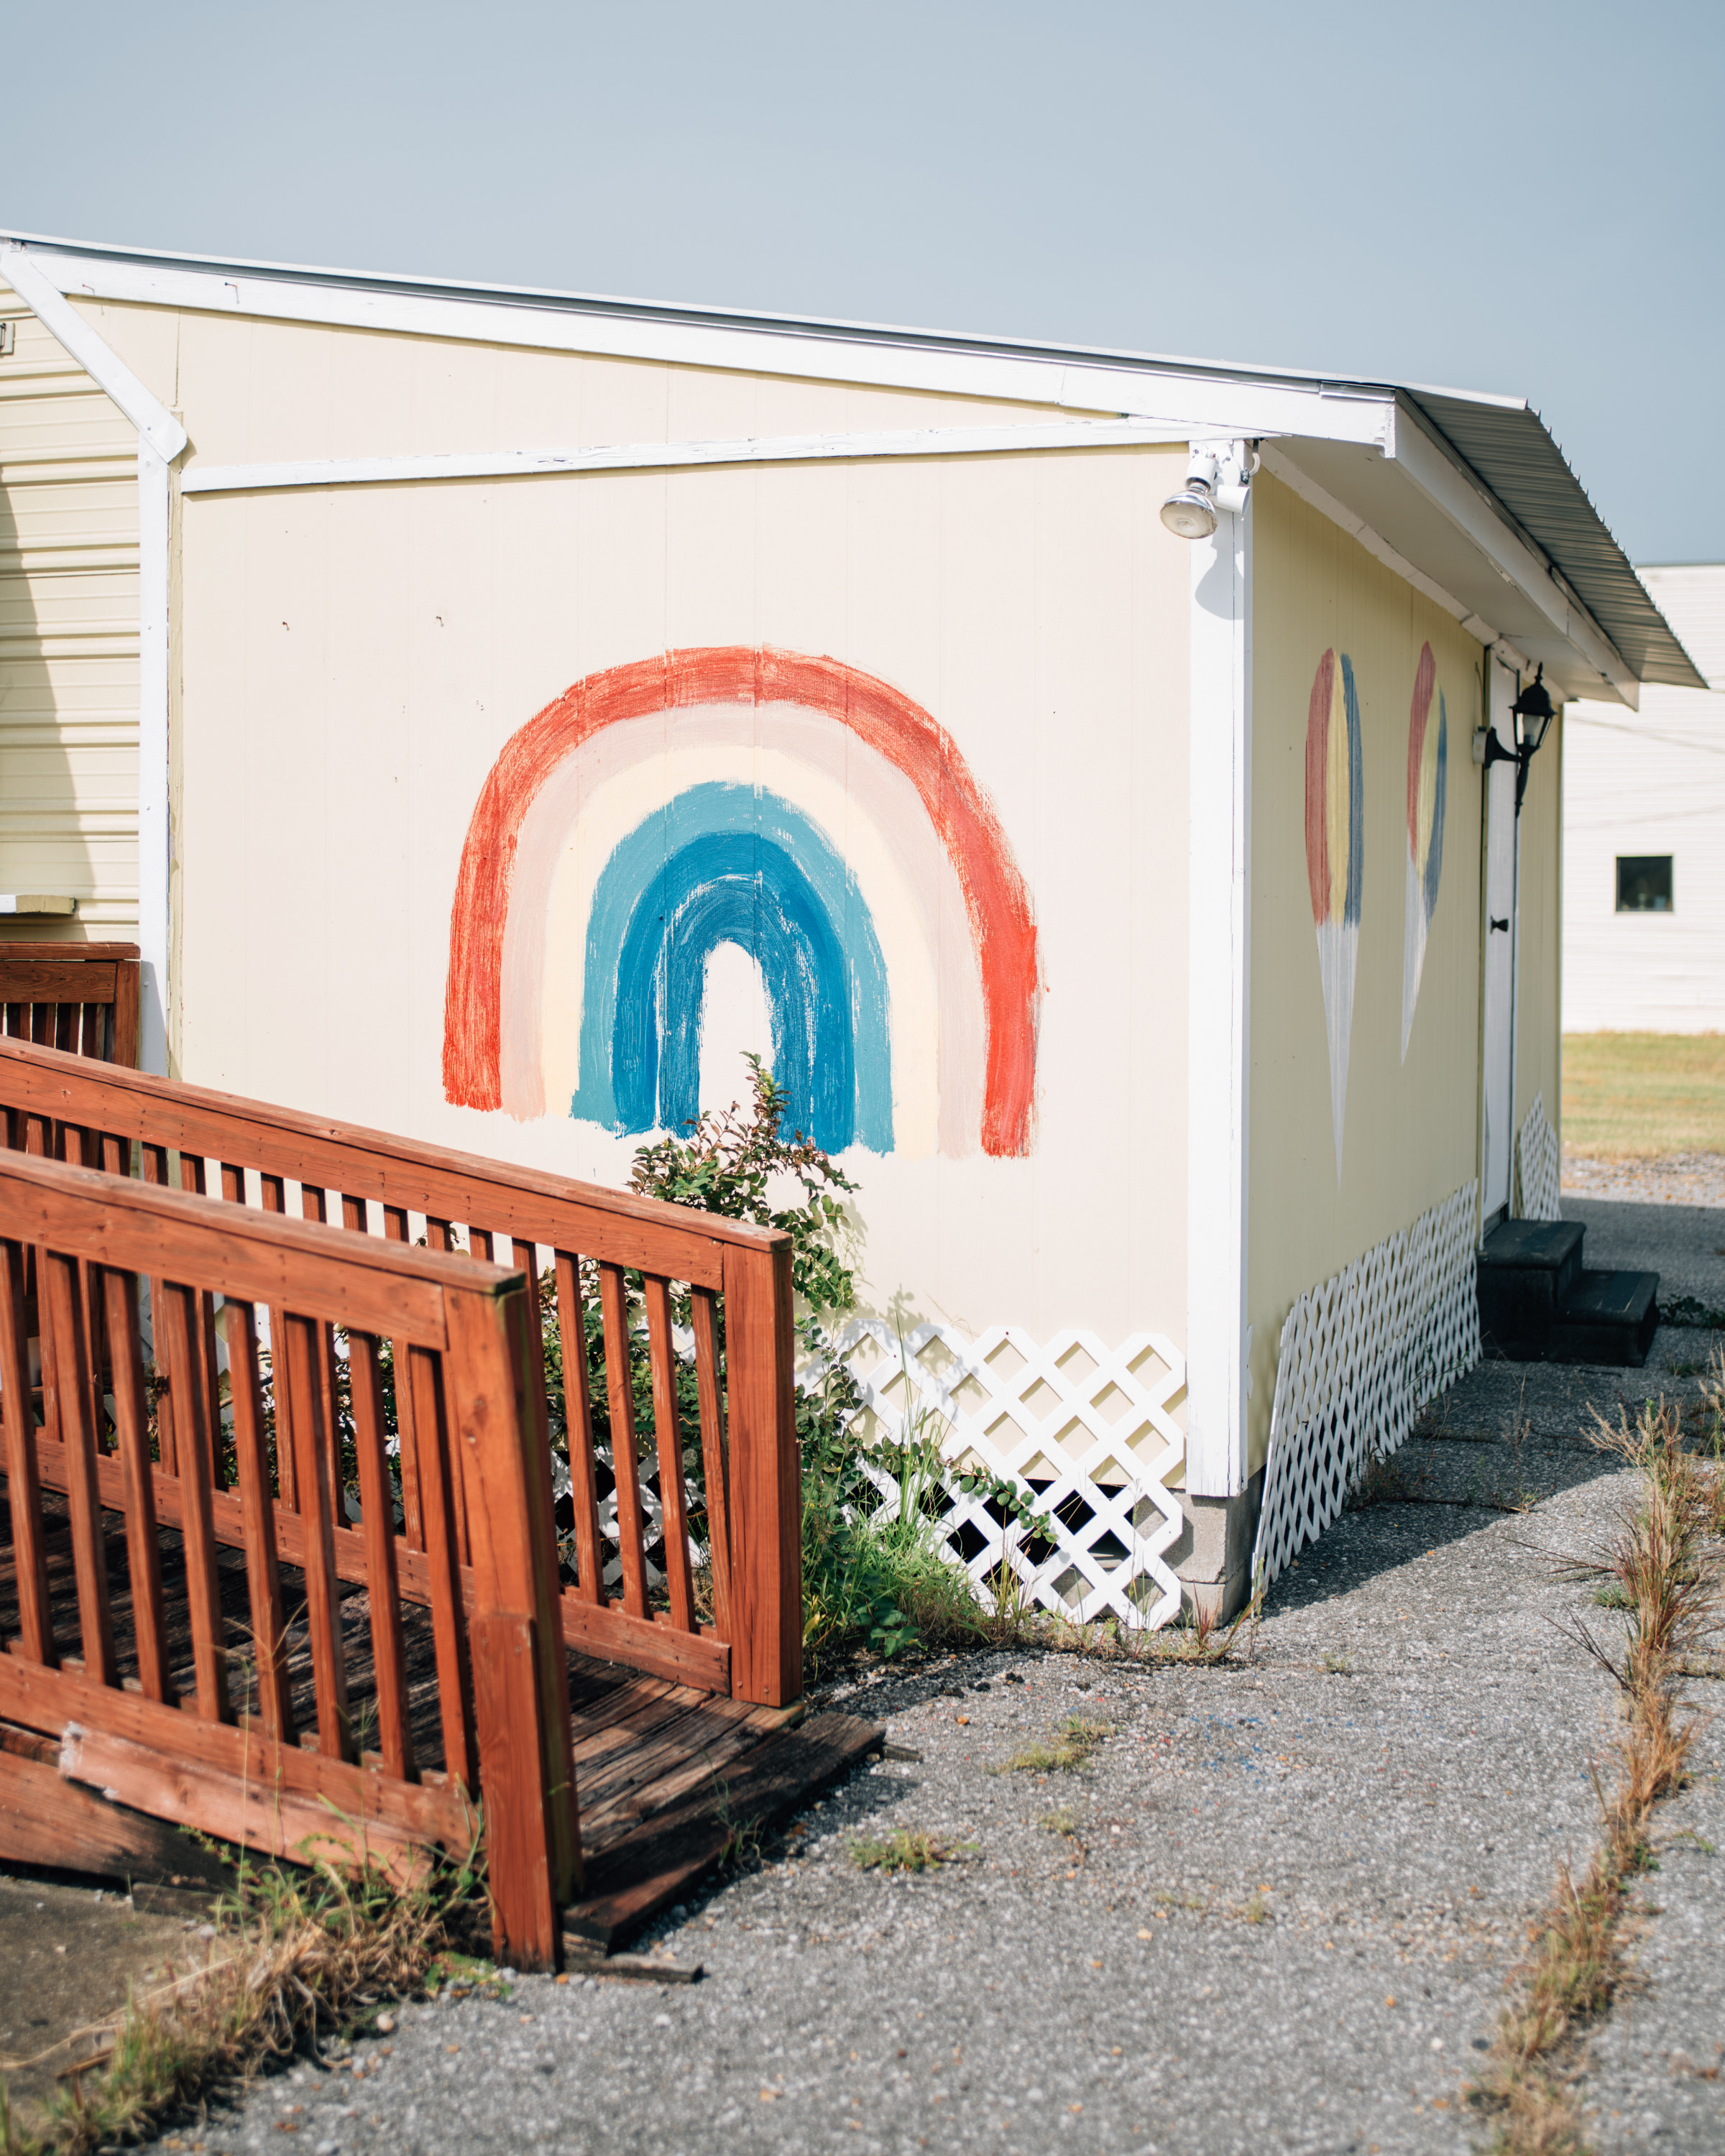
left=180, top=418, right=1202, bottom=495
left=1384, top=402, right=1636, bottom=704
left=32, top=244, right=1395, bottom=448
left=1, top=242, right=187, bottom=462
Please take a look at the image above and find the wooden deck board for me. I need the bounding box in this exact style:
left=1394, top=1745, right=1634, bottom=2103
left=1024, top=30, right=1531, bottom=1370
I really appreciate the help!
left=3, top=1485, right=877, bottom=1943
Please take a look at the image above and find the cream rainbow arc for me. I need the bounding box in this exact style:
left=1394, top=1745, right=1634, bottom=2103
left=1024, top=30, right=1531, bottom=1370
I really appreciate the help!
left=442, top=648, right=1041, bottom=1161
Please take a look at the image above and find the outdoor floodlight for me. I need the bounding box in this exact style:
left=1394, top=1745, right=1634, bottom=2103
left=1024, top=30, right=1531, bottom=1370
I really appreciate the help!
left=1161, top=448, right=1220, bottom=538
left=1480, top=663, right=1559, bottom=814
left=1161, top=442, right=1258, bottom=540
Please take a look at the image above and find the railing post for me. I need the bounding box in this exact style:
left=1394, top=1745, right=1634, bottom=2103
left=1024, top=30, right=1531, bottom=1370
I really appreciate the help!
left=442, top=1282, right=574, bottom=1973
left=722, top=1238, right=802, bottom=1708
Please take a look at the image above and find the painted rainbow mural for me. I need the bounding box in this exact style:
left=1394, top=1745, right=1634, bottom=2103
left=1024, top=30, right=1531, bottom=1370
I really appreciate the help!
left=1305, top=647, right=1363, bottom=1179
left=442, top=648, right=1040, bottom=1158
left=1400, top=641, right=1448, bottom=1061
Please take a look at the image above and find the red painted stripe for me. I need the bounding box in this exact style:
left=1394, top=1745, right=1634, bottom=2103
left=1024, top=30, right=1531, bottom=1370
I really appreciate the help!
left=1305, top=648, right=1335, bottom=927
left=1406, top=641, right=1436, bottom=854
left=441, top=647, right=1040, bottom=1157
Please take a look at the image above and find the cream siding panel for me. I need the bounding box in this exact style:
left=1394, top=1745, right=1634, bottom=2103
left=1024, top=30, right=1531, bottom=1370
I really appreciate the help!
left=78, top=302, right=1066, bottom=477
left=175, top=440, right=1190, bottom=1351
left=1562, top=566, right=1725, bottom=1034
left=0, top=285, right=140, bottom=934
left=1247, top=474, right=1489, bottom=1471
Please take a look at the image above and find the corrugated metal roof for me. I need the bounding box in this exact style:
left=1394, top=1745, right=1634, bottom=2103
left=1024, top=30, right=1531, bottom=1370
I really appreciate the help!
left=3, top=225, right=1705, bottom=691
left=1407, top=390, right=1706, bottom=691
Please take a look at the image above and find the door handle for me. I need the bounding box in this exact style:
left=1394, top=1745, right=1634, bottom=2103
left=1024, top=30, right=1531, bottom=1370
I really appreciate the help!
left=1489, top=916, right=1509, bottom=932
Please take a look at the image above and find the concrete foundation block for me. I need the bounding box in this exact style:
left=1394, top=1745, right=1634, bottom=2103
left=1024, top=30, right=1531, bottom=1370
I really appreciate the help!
left=1167, top=1470, right=1265, bottom=1623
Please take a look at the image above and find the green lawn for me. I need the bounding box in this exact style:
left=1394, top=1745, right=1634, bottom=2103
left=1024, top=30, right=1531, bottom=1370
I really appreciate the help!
left=1562, top=1031, right=1725, bottom=1158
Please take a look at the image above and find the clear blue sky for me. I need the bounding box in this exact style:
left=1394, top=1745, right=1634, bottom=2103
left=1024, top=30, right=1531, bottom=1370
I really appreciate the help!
left=9, top=1, right=1721, bottom=564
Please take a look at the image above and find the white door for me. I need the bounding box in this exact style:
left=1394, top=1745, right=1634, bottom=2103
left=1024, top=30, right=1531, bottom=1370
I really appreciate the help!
left=1480, top=665, right=1518, bottom=1219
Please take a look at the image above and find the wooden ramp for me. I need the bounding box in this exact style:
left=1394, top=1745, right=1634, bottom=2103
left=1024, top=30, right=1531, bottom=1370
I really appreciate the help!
left=1, top=1490, right=880, bottom=1953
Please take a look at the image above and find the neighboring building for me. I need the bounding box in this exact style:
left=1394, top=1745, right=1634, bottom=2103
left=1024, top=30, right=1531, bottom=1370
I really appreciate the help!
left=0, top=231, right=1701, bottom=1618
left=1563, top=566, right=1725, bottom=1031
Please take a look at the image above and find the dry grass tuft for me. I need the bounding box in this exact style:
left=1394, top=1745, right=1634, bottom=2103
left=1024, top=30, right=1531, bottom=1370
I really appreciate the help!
left=997, top=1715, right=1112, bottom=1775
left=1469, top=1399, right=1718, bottom=2154
left=847, top=1829, right=964, bottom=1874
left=1, top=1848, right=489, bottom=2156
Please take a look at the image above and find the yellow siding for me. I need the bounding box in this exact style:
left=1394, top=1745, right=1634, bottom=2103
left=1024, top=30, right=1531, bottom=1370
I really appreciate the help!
left=0, top=282, right=140, bottom=936
left=1246, top=474, right=1488, bottom=1469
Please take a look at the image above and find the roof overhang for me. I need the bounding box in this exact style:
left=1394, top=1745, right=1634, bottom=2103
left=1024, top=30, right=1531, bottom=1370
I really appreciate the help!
left=3, top=226, right=1701, bottom=708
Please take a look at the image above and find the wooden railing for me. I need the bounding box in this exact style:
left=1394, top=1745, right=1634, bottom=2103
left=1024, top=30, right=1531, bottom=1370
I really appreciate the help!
left=0, top=1037, right=801, bottom=1710
left=0, top=1144, right=568, bottom=1967
left=0, top=943, right=140, bottom=1067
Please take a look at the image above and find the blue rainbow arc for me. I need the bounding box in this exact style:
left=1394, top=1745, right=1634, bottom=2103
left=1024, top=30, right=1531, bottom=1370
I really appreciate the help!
left=570, top=781, right=893, bottom=1152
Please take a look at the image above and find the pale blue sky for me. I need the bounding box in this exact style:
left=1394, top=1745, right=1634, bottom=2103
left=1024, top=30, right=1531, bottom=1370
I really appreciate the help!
left=9, top=1, right=1721, bottom=563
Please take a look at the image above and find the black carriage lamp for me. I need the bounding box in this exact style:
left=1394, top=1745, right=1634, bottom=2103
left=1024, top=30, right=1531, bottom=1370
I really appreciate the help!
left=1481, top=665, right=1558, bottom=814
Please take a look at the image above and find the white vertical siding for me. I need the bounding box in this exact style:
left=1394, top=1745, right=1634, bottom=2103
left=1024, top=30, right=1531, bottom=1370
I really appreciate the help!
left=0, top=281, right=139, bottom=935
left=1562, top=564, right=1725, bottom=1033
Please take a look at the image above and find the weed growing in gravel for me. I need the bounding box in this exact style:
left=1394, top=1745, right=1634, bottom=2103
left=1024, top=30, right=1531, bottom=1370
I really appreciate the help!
left=998, top=1716, right=1111, bottom=1774
left=848, top=1830, right=961, bottom=1874
left=1592, top=1580, right=1634, bottom=1610
left=1322, top=1648, right=1352, bottom=1674
left=1, top=1845, right=489, bottom=2156
left=1038, top=1806, right=1080, bottom=1836
left=1471, top=1397, right=1719, bottom=2155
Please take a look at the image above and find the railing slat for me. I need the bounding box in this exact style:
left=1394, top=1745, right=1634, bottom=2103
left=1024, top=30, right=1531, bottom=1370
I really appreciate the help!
left=349, top=1330, right=415, bottom=1783
left=382, top=1205, right=424, bottom=1551
left=282, top=1311, right=354, bottom=1760
left=257, top=1174, right=297, bottom=1514
left=139, top=1144, right=179, bottom=1479
left=104, top=1264, right=172, bottom=1705
left=407, top=1343, right=477, bottom=1793
left=160, top=1283, right=231, bottom=1721
left=643, top=1276, right=696, bottom=1633
left=223, top=1298, right=295, bottom=1743
left=0, top=1235, right=57, bottom=1667
left=45, top=1250, right=118, bottom=1686
left=690, top=1286, right=732, bottom=1641
left=553, top=1251, right=604, bottom=1607
left=598, top=1262, right=648, bottom=1619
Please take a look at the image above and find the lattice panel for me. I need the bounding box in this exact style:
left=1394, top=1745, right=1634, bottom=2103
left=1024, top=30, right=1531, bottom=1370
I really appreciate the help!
left=1251, top=1180, right=1481, bottom=1593
left=1514, top=1090, right=1563, bottom=1222
left=814, top=1322, right=1188, bottom=1630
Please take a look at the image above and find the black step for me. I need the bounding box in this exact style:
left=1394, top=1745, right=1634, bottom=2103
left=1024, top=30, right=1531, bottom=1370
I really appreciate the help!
left=1477, top=1220, right=1586, bottom=1358
left=1547, top=1270, right=1660, bottom=1369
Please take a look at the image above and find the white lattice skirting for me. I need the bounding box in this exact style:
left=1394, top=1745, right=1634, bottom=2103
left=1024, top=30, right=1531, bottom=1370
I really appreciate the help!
left=1514, top=1090, right=1563, bottom=1222
left=1251, top=1181, right=1483, bottom=1593
left=815, top=1322, right=1188, bottom=1630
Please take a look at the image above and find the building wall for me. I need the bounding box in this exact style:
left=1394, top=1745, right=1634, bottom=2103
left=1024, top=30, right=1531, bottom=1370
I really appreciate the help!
left=0, top=282, right=145, bottom=936
left=73, top=296, right=1194, bottom=1360
left=1562, top=566, right=1725, bottom=1034
left=1246, top=473, right=1489, bottom=1469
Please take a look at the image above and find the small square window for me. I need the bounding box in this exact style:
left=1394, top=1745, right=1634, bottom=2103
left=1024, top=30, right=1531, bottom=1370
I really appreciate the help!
left=1616, top=855, right=1673, bottom=913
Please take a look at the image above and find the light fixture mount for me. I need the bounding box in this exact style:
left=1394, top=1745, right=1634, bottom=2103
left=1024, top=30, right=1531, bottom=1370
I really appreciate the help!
left=1480, top=663, right=1559, bottom=814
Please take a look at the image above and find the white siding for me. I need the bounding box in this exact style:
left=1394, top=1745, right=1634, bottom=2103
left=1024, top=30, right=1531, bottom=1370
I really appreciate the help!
left=0, top=282, right=140, bottom=936
left=1563, top=564, right=1725, bottom=1033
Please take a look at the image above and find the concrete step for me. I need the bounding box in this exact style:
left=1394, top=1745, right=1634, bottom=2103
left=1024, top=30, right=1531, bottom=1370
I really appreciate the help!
left=1547, top=1269, right=1660, bottom=1369
left=1477, top=1220, right=1586, bottom=1358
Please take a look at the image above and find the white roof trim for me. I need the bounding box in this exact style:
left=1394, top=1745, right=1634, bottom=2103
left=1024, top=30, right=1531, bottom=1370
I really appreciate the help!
left=1, top=241, right=187, bottom=463
left=179, top=418, right=1201, bottom=496
left=29, top=244, right=1396, bottom=453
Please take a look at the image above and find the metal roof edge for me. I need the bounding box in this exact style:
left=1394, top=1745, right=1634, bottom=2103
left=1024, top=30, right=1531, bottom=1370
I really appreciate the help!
left=8, top=226, right=1703, bottom=692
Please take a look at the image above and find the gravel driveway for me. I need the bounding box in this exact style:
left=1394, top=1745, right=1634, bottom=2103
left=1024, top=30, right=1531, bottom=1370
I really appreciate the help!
left=137, top=1192, right=1724, bottom=2156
